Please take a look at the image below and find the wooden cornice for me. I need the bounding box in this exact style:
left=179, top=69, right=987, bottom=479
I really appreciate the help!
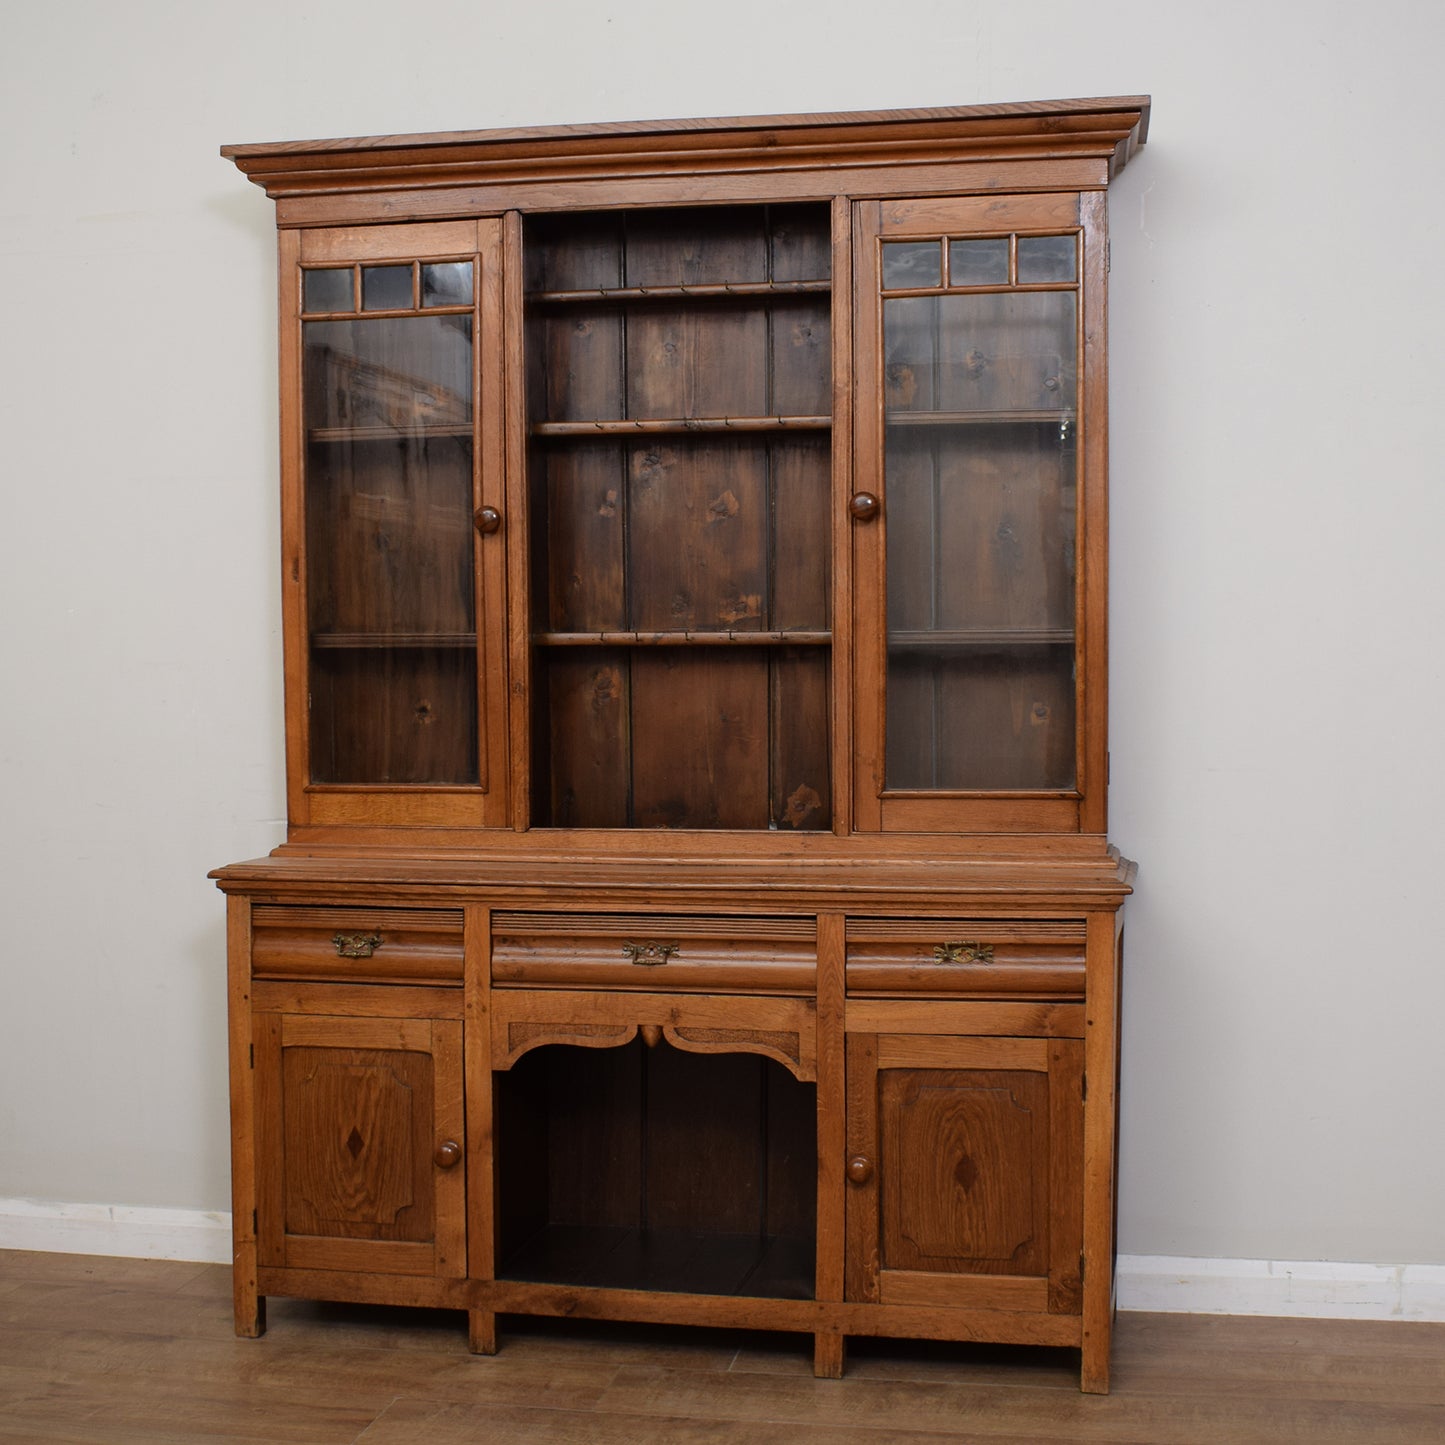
left=221, top=96, right=1150, bottom=202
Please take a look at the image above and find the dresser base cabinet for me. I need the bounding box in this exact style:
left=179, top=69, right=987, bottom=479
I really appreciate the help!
left=216, top=96, right=1146, bottom=1393
left=217, top=857, right=1130, bottom=1391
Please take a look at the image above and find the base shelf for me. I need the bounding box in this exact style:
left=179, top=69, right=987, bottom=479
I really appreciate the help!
left=499, top=1224, right=815, bottom=1300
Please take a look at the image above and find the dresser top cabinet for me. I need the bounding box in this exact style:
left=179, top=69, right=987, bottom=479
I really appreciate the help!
left=218, top=97, right=1147, bottom=866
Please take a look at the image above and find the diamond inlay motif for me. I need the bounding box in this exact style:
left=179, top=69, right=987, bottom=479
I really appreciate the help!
left=346, top=1127, right=365, bottom=1159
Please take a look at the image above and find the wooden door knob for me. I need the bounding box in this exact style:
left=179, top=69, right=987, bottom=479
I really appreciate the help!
left=473, top=505, right=502, bottom=535
left=848, top=493, right=880, bottom=521
left=434, top=1140, right=462, bottom=1169
left=846, top=1155, right=874, bottom=1185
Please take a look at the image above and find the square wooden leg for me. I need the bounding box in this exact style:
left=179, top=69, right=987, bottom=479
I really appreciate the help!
left=469, top=1309, right=498, bottom=1355
left=813, top=1331, right=845, bottom=1378
left=234, top=1282, right=265, bottom=1339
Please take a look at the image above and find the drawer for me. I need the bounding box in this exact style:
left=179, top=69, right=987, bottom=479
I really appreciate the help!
left=846, top=918, right=1085, bottom=997
left=491, top=913, right=815, bottom=994
left=250, top=905, right=464, bottom=984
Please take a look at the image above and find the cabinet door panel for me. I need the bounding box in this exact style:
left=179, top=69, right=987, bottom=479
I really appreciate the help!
left=881, top=1067, right=1047, bottom=1274
left=846, top=1032, right=1082, bottom=1314
left=254, top=1012, right=465, bottom=1278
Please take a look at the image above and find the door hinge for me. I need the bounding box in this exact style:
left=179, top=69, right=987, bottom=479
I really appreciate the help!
left=1105, top=239, right=1112, bottom=273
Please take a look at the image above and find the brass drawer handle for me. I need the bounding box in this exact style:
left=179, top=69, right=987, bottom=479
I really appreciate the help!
left=333, top=931, right=383, bottom=959
left=621, top=941, right=679, bottom=966
left=933, top=940, right=994, bottom=965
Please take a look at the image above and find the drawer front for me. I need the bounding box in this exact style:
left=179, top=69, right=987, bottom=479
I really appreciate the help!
left=846, top=918, right=1085, bottom=997
left=491, top=913, right=815, bottom=994
left=251, top=905, right=464, bottom=984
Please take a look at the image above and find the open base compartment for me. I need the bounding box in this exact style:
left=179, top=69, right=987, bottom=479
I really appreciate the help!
left=495, top=1037, right=817, bottom=1300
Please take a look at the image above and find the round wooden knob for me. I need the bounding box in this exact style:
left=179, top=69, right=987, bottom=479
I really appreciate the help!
left=434, top=1140, right=462, bottom=1169
left=848, top=492, right=880, bottom=521
left=846, top=1155, right=874, bottom=1185
left=473, top=505, right=502, bottom=535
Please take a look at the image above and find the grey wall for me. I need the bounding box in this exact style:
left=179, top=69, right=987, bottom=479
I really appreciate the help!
left=2, top=0, right=1441, bottom=1268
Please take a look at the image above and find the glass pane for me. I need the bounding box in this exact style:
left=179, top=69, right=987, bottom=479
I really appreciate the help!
left=1017, top=234, right=1077, bottom=284
left=361, top=264, right=415, bottom=311
left=302, top=314, right=477, bottom=785
left=885, top=648, right=1076, bottom=789
left=881, top=241, right=941, bottom=290
left=422, top=261, right=474, bottom=307
left=935, top=292, right=1077, bottom=414
left=303, top=268, right=354, bottom=314
left=882, top=290, right=1078, bottom=791
left=883, top=295, right=940, bottom=413
left=948, top=238, right=1009, bottom=286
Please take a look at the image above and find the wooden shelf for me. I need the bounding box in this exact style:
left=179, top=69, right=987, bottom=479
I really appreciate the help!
left=311, top=632, right=477, bottom=649
left=533, top=415, right=829, bottom=437
left=889, top=628, right=1073, bottom=649
left=536, top=630, right=830, bottom=647
left=308, top=424, right=473, bottom=443
left=499, top=1224, right=815, bottom=1300
left=885, top=410, right=1076, bottom=427
left=528, top=280, right=829, bottom=305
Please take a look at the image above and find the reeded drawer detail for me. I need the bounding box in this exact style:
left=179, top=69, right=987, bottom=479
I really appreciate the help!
left=846, top=918, right=1085, bottom=997
left=491, top=913, right=815, bottom=994
left=251, top=905, right=464, bottom=984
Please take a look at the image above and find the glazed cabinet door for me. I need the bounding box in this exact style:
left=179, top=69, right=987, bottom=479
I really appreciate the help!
left=281, top=219, right=509, bottom=831
left=851, top=193, right=1108, bottom=834
left=253, top=1011, right=466, bottom=1278
left=845, top=1033, right=1083, bottom=1315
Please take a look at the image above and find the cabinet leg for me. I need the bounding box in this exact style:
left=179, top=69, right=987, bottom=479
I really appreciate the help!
left=468, top=1309, right=498, bottom=1355
left=1080, top=1333, right=1110, bottom=1394
left=234, top=1288, right=266, bottom=1339
left=813, top=1331, right=845, bottom=1379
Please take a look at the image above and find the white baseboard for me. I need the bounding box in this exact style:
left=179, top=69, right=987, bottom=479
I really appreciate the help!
left=1117, top=1253, right=1445, bottom=1321
left=0, top=1198, right=231, bottom=1266
left=3, top=1200, right=1441, bottom=1322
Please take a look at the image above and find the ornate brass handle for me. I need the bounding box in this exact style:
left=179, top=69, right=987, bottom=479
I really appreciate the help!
left=933, top=940, right=994, bottom=965
left=333, top=932, right=383, bottom=959
left=621, top=941, right=680, bottom=966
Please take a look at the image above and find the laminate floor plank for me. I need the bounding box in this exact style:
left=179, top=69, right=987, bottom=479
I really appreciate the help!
left=0, top=1252, right=217, bottom=1292
left=280, top=1302, right=747, bottom=1372
left=1, top=1252, right=1442, bottom=1444
left=354, top=1396, right=1049, bottom=1444
left=0, top=1372, right=380, bottom=1444
left=592, top=1362, right=1445, bottom=1443
left=0, top=1324, right=620, bottom=1411
left=1112, top=1311, right=1445, bottom=1405
left=728, top=1335, right=1082, bottom=1387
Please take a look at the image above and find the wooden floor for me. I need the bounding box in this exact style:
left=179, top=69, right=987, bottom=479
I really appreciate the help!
left=1, top=1251, right=1442, bottom=1443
